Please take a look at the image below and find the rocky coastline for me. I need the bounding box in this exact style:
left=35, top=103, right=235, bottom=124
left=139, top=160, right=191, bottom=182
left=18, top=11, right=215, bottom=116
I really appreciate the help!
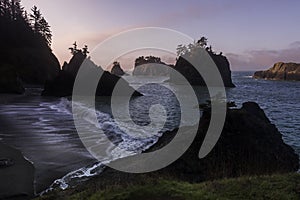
left=254, top=62, right=300, bottom=81
left=36, top=102, right=299, bottom=199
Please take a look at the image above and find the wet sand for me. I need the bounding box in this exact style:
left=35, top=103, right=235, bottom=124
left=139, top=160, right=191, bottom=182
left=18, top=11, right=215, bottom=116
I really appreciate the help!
left=0, top=142, right=34, bottom=199
left=0, top=94, right=97, bottom=194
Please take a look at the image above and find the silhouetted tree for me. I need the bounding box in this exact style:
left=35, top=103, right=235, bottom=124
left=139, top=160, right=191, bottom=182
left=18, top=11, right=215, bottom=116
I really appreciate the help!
left=69, top=41, right=78, bottom=55
left=197, top=36, right=208, bottom=48
left=30, top=6, right=41, bottom=33
left=39, top=17, right=52, bottom=46
left=113, top=61, right=120, bottom=67
left=82, top=45, right=89, bottom=56
left=134, top=55, right=163, bottom=67
left=177, top=37, right=219, bottom=58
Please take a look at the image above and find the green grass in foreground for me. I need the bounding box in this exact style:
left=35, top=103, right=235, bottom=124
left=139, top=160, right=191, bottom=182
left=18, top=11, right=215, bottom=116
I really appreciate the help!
left=37, top=173, right=300, bottom=200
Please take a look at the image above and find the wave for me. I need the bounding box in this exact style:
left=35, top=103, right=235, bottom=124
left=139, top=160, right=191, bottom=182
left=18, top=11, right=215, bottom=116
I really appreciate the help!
left=41, top=98, right=160, bottom=194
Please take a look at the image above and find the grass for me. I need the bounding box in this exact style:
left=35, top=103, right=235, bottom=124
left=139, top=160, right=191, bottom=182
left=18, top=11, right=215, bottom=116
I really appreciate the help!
left=36, top=173, right=300, bottom=200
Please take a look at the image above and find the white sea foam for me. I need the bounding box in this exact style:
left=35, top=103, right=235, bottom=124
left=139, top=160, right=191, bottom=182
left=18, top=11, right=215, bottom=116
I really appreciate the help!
left=41, top=97, right=160, bottom=194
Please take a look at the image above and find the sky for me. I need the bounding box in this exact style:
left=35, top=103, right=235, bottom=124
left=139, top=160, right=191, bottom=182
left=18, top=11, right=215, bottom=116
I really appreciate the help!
left=22, top=0, right=300, bottom=71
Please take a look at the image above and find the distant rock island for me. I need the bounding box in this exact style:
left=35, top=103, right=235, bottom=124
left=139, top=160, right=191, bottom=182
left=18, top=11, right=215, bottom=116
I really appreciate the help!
left=254, top=62, right=300, bottom=81
left=133, top=56, right=170, bottom=76
left=111, top=61, right=126, bottom=76
left=170, top=37, right=235, bottom=87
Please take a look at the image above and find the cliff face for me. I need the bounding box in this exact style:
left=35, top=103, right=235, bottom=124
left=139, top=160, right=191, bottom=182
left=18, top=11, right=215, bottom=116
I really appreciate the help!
left=0, top=15, right=60, bottom=86
left=1, top=47, right=60, bottom=85
left=170, top=53, right=235, bottom=87
left=254, top=62, right=300, bottom=81
left=42, top=52, right=141, bottom=97
left=0, top=64, right=25, bottom=94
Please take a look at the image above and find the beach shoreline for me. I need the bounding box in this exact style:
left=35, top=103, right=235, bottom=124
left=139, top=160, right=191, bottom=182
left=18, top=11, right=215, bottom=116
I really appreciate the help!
left=0, top=142, right=34, bottom=199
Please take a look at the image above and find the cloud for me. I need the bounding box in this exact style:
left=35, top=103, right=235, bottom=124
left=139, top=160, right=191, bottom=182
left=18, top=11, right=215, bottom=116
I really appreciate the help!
left=227, top=42, right=300, bottom=71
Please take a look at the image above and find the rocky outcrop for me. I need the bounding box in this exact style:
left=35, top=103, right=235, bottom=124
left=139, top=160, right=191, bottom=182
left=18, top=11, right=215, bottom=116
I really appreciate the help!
left=132, top=56, right=170, bottom=76
left=97, top=102, right=298, bottom=183
left=38, top=102, right=299, bottom=199
left=0, top=143, right=34, bottom=200
left=170, top=52, right=235, bottom=87
left=133, top=63, right=170, bottom=76
left=254, top=62, right=300, bottom=81
left=42, top=52, right=142, bottom=97
left=111, top=63, right=126, bottom=76
left=0, top=64, right=25, bottom=94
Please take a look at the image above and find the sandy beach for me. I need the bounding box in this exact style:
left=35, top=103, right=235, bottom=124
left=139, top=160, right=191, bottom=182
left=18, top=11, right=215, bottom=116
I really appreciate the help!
left=0, top=142, right=34, bottom=199
left=0, top=94, right=97, bottom=195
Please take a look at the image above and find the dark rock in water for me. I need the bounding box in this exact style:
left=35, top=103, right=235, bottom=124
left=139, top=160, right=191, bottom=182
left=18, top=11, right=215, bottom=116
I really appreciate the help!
left=0, top=143, right=34, bottom=199
left=170, top=52, right=235, bottom=87
left=0, top=158, right=14, bottom=168
left=111, top=62, right=126, bottom=76
left=254, top=62, right=300, bottom=81
left=0, top=64, right=25, bottom=94
left=42, top=52, right=142, bottom=97
left=98, top=102, right=298, bottom=182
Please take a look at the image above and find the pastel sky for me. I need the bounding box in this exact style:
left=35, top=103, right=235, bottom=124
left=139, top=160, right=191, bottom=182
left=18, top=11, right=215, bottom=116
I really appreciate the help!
left=22, top=0, right=300, bottom=71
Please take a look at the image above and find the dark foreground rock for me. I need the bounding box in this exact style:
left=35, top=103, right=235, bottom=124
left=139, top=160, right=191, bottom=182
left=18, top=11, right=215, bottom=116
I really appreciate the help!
left=254, top=62, right=300, bottom=81
left=97, top=102, right=298, bottom=183
left=170, top=52, right=235, bottom=87
left=0, top=64, right=25, bottom=94
left=38, top=102, right=298, bottom=199
left=42, top=52, right=141, bottom=97
left=51, top=103, right=300, bottom=195
left=0, top=143, right=34, bottom=200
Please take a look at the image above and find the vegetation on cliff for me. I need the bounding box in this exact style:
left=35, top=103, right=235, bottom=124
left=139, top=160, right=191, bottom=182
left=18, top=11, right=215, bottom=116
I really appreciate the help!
left=132, top=56, right=170, bottom=76
left=42, top=44, right=141, bottom=97
left=171, top=37, right=235, bottom=87
left=0, top=0, right=60, bottom=90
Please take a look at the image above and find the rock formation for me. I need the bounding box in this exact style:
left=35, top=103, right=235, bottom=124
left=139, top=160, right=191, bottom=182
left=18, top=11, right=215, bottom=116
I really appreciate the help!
left=42, top=52, right=142, bottom=97
left=98, top=102, right=298, bottom=182
left=132, top=56, right=170, bottom=76
left=111, top=62, right=126, bottom=76
left=170, top=52, right=235, bottom=87
left=254, top=62, right=300, bottom=81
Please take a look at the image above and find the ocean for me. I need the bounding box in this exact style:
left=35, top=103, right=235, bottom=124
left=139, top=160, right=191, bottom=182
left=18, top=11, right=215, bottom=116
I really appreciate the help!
left=0, top=71, right=299, bottom=194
